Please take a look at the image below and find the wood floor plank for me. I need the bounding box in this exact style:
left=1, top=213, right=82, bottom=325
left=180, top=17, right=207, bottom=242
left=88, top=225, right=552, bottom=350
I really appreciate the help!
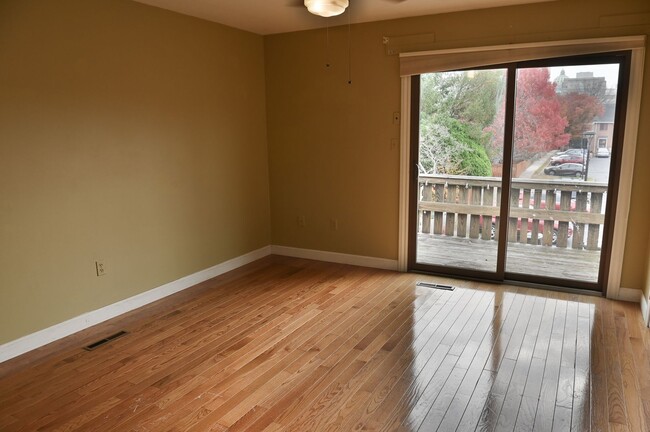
left=436, top=291, right=518, bottom=432
left=400, top=353, right=461, bottom=430
left=496, top=296, right=547, bottom=431
left=111, top=268, right=387, bottom=430
left=612, top=302, right=649, bottom=432
left=4, top=262, right=340, bottom=424
left=602, top=300, right=630, bottom=427
left=399, top=290, right=491, bottom=428
left=181, top=272, right=416, bottom=431
left=533, top=300, right=568, bottom=432
left=485, top=294, right=533, bottom=372
left=0, top=257, right=282, bottom=379
left=475, top=393, right=506, bottom=432
left=515, top=395, right=539, bottom=432
left=455, top=369, right=498, bottom=432
left=369, top=289, right=489, bottom=430
left=571, top=310, right=591, bottom=432
left=338, top=289, right=477, bottom=431
left=94, top=302, right=332, bottom=430
left=272, top=287, right=439, bottom=430
left=282, top=290, right=448, bottom=431
left=556, top=301, right=579, bottom=411
left=416, top=363, right=467, bottom=431
left=0, top=259, right=304, bottom=397
left=0, top=256, right=648, bottom=432
left=14, top=262, right=360, bottom=430
left=532, top=298, right=558, bottom=360
left=219, top=275, right=427, bottom=431
left=330, top=288, right=462, bottom=431
left=246, top=288, right=438, bottom=430
left=621, top=302, right=650, bottom=429
left=553, top=405, right=573, bottom=431
left=591, top=300, right=609, bottom=432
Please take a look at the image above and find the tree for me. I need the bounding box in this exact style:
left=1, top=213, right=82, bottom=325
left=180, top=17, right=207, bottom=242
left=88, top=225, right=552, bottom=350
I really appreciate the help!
left=485, top=68, right=570, bottom=162
left=559, top=92, right=604, bottom=140
left=421, top=71, right=502, bottom=132
left=419, top=113, right=491, bottom=176
left=419, top=71, right=500, bottom=175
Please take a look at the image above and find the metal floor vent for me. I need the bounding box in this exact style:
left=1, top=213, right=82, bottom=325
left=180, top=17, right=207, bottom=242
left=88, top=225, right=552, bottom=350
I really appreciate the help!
left=416, top=282, right=455, bottom=291
left=84, top=330, right=128, bottom=351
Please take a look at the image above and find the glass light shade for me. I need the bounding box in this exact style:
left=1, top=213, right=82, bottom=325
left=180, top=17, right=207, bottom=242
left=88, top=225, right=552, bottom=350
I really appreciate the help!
left=304, top=0, right=349, bottom=18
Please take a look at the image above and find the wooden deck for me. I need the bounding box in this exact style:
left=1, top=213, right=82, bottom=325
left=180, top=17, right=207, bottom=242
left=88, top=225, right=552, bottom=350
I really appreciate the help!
left=1, top=256, right=648, bottom=431
left=417, top=234, right=602, bottom=283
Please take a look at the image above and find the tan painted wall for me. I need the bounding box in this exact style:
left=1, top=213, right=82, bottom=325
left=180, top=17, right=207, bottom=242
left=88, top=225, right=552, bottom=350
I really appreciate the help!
left=645, top=232, right=650, bottom=305
left=1, top=0, right=648, bottom=345
left=266, top=0, right=650, bottom=289
left=0, top=0, right=270, bottom=343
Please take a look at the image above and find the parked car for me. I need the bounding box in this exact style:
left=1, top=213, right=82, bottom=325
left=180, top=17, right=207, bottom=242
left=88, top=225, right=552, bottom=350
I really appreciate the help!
left=596, top=147, right=610, bottom=158
left=555, top=148, right=584, bottom=157
left=544, top=163, right=584, bottom=176
left=549, top=153, right=584, bottom=165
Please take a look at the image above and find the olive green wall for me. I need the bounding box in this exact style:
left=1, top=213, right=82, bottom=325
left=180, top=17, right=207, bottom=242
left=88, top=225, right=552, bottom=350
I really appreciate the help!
left=0, top=0, right=271, bottom=343
left=265, top=0, right=650, bottom=290
left=2, top=0, right=649, bottom=346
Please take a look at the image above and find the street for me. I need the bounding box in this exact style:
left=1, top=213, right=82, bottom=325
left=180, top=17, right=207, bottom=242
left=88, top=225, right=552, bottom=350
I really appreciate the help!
left=587, top=154, right=611, bottom=183
left=521, top=150, right=612, bottom=183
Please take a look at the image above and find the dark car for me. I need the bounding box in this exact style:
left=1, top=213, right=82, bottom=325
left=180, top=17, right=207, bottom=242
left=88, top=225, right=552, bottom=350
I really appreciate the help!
left=544, top=163, right=584, bottom=176
left=550, top=153, right=584, bottom=165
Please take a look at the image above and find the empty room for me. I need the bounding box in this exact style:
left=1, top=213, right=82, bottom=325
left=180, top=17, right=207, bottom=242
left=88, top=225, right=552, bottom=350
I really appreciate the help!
left=1, top=0, right=649, bottom=430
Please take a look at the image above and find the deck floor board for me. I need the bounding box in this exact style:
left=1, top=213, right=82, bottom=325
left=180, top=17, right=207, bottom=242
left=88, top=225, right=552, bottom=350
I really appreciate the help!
left=417, top=234, right=601, bottom=282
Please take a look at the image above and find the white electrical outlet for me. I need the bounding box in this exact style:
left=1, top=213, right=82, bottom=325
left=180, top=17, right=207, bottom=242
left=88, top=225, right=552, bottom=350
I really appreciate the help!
left=95, top=260, right=106, bottom=276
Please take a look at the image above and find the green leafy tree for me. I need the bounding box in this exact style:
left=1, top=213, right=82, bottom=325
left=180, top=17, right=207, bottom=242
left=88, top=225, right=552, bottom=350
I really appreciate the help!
left=419, top=114, right=492, bottom=176
left=419, top=71, right=502, bottom=175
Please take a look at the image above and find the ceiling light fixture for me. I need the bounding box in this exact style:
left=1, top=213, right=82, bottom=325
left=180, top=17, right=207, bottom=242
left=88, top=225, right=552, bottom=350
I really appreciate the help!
left=304, top=0, right=349, bottom=18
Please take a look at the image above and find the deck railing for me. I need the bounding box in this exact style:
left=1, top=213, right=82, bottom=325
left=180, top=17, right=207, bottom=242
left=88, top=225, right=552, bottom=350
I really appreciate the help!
left=417, top=174, right=608, bottom=250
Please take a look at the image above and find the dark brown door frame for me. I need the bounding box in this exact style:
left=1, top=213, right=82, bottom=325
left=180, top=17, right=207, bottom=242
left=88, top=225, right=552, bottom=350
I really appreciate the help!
left=408, top=52, right=632, bottom=295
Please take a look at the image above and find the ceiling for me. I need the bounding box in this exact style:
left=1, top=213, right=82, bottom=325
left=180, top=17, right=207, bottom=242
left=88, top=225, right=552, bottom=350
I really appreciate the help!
left=132, top=0, right=556, bottom=35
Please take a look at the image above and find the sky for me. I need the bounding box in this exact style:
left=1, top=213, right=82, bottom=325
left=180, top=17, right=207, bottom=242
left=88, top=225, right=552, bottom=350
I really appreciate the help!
left=548, top=64, right=620, bottom=90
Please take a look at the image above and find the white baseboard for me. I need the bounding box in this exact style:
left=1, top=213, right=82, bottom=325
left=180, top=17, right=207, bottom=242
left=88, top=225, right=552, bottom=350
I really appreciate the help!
left=16, top=243, right=639, bottom=363
left=616, top=286, right=642, bottom=303
left=0, top=246, right=271, bottom=364
left=270, top=245, right=399, bottom=271
left=641, top=292, right=650, bottom=328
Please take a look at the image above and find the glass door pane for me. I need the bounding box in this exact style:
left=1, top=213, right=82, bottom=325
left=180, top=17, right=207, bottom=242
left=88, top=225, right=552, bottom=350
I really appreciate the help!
left=415, top=68, right=507, bottom=274
left=505, top=63, right=619, bottom=284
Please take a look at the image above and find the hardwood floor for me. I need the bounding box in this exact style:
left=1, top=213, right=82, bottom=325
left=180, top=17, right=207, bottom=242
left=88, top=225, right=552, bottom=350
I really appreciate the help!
left=1, top=255, right=649, bottom=431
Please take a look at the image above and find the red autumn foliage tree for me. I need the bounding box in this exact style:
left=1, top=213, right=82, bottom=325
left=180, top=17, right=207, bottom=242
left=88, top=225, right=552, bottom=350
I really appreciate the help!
left=559, top=92, right=604, bottom=139
left=486, top=68, right=570, bottom=162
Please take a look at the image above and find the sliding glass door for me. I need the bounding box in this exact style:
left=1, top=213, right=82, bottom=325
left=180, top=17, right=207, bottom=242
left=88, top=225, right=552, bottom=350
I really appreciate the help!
left=411, top=68, right=507, bottom=276
left=409, top=53, right=629, bottom=292
left=505, top=62, right=621, bottom=285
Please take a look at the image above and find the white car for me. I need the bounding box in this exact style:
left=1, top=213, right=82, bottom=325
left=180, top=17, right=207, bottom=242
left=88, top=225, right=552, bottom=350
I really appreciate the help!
left=596, top=147, right=610, bottom=158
